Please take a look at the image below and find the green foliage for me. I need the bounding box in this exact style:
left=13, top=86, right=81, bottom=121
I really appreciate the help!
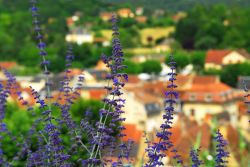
left=166, top=51, right=191, bottom=70
left=220, top=63, right=250, bottom=87
left=174, top=4, right=250, bottom=50
left=203, top=68, right=222, bottom=76
left=123, top=60, right=142, bottom=74
left=70, top=98, right=103, bottom=122
left=119, top=27, right=141, bottom=48
left=73, top=43, right=112, bottom=68
left=2, top=98, right=103, bottom=164
left=141, top=60, right=162, bottom=74
left=190, top=51, right=206, bottom=71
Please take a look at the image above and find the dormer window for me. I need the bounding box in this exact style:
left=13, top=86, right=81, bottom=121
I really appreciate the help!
left=189, top=93, right=196, bottom=101
left=205, top=93, right=212, bottom=102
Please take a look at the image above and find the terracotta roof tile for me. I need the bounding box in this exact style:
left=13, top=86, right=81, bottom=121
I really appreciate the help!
left=205, top=49, right=232, bottom=64
left=124, top=75, right=141, bottom=84
left=122, top=124, right=142, bottom=143
left=88, top=89, right=106, bottom=100
left=182, top=80, right=237, bottom=103
left=0, top=61, right=17, bottom=69
left=192, top=76, right=219, bottom=85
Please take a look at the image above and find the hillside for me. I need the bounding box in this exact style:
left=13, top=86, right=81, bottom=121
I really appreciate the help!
left=103, top=0, right=250, bottom=12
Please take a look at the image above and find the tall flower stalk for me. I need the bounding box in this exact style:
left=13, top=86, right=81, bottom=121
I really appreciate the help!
left=214, top=129, right=229, bottom=167
left=243, top=80, right=250, bottom=122
left=145, top=54, right=183, bottom=166
left=29, top=1, right=69, bottom=166
left=85, top=14, right=128, bottom=167
left=190, top=148, right=203, bottom=167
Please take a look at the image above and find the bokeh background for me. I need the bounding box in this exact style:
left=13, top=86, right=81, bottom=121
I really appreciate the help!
left=0, top=0, right=250, bottom=166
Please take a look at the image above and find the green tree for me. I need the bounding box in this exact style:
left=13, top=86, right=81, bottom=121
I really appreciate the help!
left=190, top=51, right=206, bottom=71
left=141, top=60, right=162, bottom=74
left=166, top=51, right=191, bottom=70
left=123, top=60, right=142, bottom=74
left=220, top=63, right=250, bottom=87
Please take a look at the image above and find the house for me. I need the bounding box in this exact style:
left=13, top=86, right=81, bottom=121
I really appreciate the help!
left=135, top=7, right=144, bottom=16
left=154, top=38, right=173, bottom=53
left=181, top=76, right=240, bottom=122
left=65, top=27, right=94, bottom=45
left=123, top=87, right=163, bottom=131
left=135, top=16, right=147, bottom=23
left=93, top=37, right=110, bottom=46
left=0, top=61, right=17, bottom=70
left=117, top=8, right=134, bottom=18
left=205, top=49, right=250, bottom=70
left=99, top=12, right=113, bottom=21
left=172, top=12, right=187, bottom=22
left=66, top=17, right=74, bottom=27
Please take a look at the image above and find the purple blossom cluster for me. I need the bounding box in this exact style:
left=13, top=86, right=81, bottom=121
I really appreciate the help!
left=190, top=148, right=203, bottom=167
left=83, top=14, right=129, bottom=167
left=0, top=1, right=238, bottom=167
left=243, top=80, right=250, bottom=122
left=144, top=54, right=183, bottom=167
left=214, top=130, right=229, bottom=167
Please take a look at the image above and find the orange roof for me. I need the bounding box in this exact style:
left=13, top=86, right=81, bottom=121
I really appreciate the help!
left=125, top=87, right=160, bottom=104
left=192, top=76, right=218, bottom=85
left=122, top=124, right=142, bottom=143
left=0, top=61, right=17, bottom=69
left=117, top=8, right=132, bottom=15
left=205, top=49, right=231, bottom=64
left=125, top=75, right=141, bottom=84
left=100, top=12, right=113, bottom=18
left=135, top=16, right=147, bottom=23
left=188, top=82, right=231, bottom=92
left=88, top=89, right=106, bottom=100
left=182, top=82, right=236, bottom=103
left=66, top=17, right=74, bottom=26
left=93, top=37, right=107, bottom=43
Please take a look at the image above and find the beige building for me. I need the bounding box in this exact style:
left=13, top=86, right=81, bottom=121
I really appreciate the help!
left=205, top=49, right=250, bottom=70
left=122, top=87, right=164, bottom=132
left=181, top=76, right=240, bottom=123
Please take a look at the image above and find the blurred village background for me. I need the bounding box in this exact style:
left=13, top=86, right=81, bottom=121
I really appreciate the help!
left=0, top=0, right=250, bottom=166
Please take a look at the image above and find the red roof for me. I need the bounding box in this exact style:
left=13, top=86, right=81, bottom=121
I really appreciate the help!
left=0, top=61, right=17, bottom=69
left=89, top=89, right=106, bottom=100
left=205, top=50, right=231, bottom=65
left=181, top=76, right=238, bottom=103
left=122, top=124, right=142, bottom=143
left=126, top=75, right=141, bottom=84
left=192, top=76, right=218, bottom=85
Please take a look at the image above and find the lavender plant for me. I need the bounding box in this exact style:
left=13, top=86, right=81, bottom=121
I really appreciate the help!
left=243, top=80, right=250, bottom=122
left=214, top=130, right=229, bottom=167
left=144, top=54, right=183, bottom=167
left=190, top=148, right=203, bottom=167
left=0, top=1, right=238, bottom=167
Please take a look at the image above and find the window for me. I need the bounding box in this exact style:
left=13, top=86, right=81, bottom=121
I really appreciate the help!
left=190, top=108, right=195, bottom=116
left=189, top=93, right=196, bottom=101
left=205, top=94, right=212, bottom=102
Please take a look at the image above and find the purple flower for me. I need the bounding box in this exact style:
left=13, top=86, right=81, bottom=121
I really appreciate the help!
left=145, top=54, right=183, bottom=166
left=85, top=14, right=129, bottom=166
left=214, top=129, right=229, bottom=167
left=243, top=80, right=250, bottom=122
left=190, top=148, right=203, bottom=167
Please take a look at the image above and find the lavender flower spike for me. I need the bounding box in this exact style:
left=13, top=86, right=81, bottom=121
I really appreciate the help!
left=190, top=148, right=203, bottom=167
left=214, top=129, right=229, bottom=167
left=242, top=80, right=250, bottom=123
left=145, top=54, right=183, bottom=166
